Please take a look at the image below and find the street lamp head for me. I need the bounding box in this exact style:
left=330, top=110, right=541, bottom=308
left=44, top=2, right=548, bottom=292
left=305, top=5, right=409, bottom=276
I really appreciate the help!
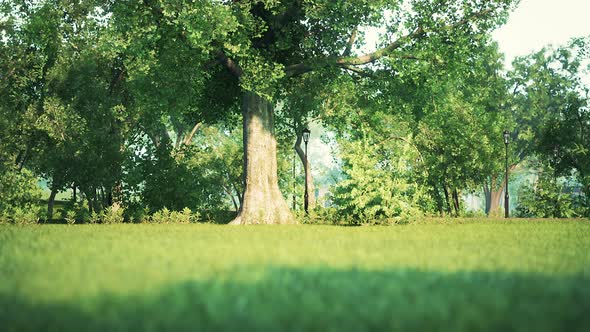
left=503, top=130, right=510, bottom=145
left=302, top=127, right=311, bottom=144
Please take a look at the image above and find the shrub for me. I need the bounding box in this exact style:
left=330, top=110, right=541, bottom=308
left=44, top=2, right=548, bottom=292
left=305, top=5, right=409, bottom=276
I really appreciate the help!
left=88, top=211, right=100, bottom=224
left=65, top=210, right=77, bottom=225
left=124, top=203, right=150, bottom=224
left=332, top=140, right=430, bottom=224
left=11, top=206, right=41, bottom=225
left=174, top=207, right=193, bottom=224
left=0, top=168, right=42, bottom=212
left=149, top=207, right=171, bottom=224
left=516, top=169, right=581, bottom=218
left=303, top=207, right=340, bottom=225
left=0, top=212, right=8, bottom=224
left=103, top=203, right=125, bottom=224
left=0, top=167, right=42, bottom=223
left=148, top=207, right=199, bottom=224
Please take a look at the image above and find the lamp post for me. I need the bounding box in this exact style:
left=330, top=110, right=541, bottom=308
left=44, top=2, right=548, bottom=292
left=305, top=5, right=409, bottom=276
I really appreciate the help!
left=302, top=127, right=311, bottom=214
left=503, top=130, right=510, bottom=218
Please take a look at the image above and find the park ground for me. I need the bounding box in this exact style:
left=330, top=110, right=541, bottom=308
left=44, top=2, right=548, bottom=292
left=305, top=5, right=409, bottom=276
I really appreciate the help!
left=1, top=219, right=589, bottom=331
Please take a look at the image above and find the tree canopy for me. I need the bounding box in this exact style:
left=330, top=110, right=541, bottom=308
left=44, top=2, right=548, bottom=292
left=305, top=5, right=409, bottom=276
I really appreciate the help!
left=2, top=0, right=588, bottom=223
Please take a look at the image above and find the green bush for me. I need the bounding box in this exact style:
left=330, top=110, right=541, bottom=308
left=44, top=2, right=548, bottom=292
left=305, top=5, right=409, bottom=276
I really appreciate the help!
left=88, top=211, right=100, bottom=224
left=148, top=207, right=199, bottom=224
left=60, top=202, right=89, bottom=224
left=149, top=207, right=171, bottom=224
left=0, top=167, right=42, bottom=216
left=303, top=207, right=341, bottom=225
left=332, top=140, right=429, bottom=224
left=516, top=169, right=582, bottom=218
left=10, top=206, right=41, bottom=225
left=65, top=210, right=77, bottom=225
left=102, top=203, right=125, bottom=224
left=175, top=207, right=195, bottom=224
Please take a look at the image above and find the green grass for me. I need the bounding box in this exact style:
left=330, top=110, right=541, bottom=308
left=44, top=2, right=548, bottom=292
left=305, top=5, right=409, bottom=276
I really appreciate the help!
left=1, top=220, right=589, bottom=331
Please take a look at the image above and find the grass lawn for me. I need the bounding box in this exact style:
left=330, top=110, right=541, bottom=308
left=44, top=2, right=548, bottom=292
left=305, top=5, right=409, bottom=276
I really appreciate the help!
left=1, top=220, right=589, bottom=331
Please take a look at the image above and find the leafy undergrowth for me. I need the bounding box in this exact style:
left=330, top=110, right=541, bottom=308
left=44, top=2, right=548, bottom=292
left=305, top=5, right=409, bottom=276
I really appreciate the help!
left=1, top=220, right=589, bottom=331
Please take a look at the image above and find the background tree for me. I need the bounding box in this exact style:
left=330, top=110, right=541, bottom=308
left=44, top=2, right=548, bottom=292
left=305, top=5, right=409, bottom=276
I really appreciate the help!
left=509, top=37, right=589, bottom=215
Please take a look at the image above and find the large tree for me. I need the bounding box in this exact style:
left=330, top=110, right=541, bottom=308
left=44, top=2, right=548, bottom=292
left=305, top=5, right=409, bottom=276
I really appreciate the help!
left=2, top=0, right=516, bottom=223
left=509, top=37, right=590, bottom=204
left=107, top=0, right=517, bottom=224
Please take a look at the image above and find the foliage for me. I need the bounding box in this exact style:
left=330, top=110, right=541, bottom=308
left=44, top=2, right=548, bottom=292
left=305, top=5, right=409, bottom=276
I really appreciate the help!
left=88, top=211, right=100, bottom=225
left=1, top=206, right=42, bottom=225
left=509, top=37, right=590, bottom=201
left=102, top=203, right=125, bottom=224
left=79, top=203, right=125, bottom=224
left=2, top=0, right=568, bottom=223
left=332, top=126, right=432, bottom=223
left=301, top=207, right=341, bottom=225
left=0, top=167, right=42, bottom=214
left=60, top=202, right=91, bottom=224
left=125, top=125, right=242, bottom=214
left=64, top=210, right=77, bottom=225
left=147, top=207, right=198, bottom=224
left=516, top=166, right=585, bottom=218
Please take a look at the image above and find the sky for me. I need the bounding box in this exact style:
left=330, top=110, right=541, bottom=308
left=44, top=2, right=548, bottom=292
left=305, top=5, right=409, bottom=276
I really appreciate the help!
left=492, top=0, right=590, bottom=66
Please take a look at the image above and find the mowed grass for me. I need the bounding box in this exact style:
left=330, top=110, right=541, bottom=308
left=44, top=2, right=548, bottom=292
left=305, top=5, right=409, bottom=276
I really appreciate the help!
left=1, top=220, right=589, bottom=331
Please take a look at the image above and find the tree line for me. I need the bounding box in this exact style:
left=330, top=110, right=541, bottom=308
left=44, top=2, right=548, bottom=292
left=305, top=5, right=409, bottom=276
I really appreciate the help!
left=0, top=0, right=588, bottom=224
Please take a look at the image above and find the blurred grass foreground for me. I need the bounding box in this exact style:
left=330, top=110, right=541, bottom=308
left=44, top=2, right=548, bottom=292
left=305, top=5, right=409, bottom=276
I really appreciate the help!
left=1, top=220, right=589, bottom=331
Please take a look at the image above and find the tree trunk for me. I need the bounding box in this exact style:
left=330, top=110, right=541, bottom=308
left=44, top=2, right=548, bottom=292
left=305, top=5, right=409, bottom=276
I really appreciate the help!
left=294, top=131, right=316, bottom=210
left=430, top=183, right=444, bottom=216
left=47, top=188, right=58, bottom=221
left=16, top=144, right=31, bottom=171
left=483, top=184, right=491, bottom=214
left=225, top=186, right=239, bottom=212
left=489, top=188, right=504, bottom=215
left=452, top=188, right=461, bottom=216
left=443, top=183, right=452, bottom=215
left=486, top=174, right=507, bottom=216
left=87, top=194, right=93, bottom=215
left=93, top=188, right=101, bottom=213
left=229, top=92, right=296, bottom=225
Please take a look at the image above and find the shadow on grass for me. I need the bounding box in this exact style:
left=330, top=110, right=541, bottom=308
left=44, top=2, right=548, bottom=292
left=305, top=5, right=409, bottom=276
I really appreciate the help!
left=1, top=267, right=588, bottom=332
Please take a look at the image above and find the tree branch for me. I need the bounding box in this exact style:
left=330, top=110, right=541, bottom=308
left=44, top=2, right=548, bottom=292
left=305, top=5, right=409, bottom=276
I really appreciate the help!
left=183, top=122, right=202, bottom=146
left=285, top=7, right=495, bottom=77
left=215, top=51, right=243, bottom=78
left=340, top=64, right=376, bottom=78
left=341, top=27, right=358, bottom=57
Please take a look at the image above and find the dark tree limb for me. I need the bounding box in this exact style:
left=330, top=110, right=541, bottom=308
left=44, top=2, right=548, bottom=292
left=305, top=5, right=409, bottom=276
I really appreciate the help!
left=215, top=51, right=243, bottom=78
left=341, top=27, right=358, bottom=56
left=285, top=7, right=496, bottom=77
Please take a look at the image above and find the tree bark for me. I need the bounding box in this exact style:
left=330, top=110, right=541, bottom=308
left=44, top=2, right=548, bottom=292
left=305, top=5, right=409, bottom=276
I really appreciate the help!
left=294, top=131, right=316, bottom=210
left=483, top=184, right=491, bottom=214
left=443, top=183, right=452, bottom=215
left=224, top=186, right=239, bottom=212
left=87, top=194, right=93, bottom=215
left=183, top=122, right=202, bottom=146
left=488, top=188, right=504, bottom=216
left=229, top=92, right=296, bottom=225
left=485, top=171, right=513, bottom=216
left=432, top=184, right=444, bottom=216
left=452, top=188, right=461, bottom=216
left=47, top=188, right=58, bottom=221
